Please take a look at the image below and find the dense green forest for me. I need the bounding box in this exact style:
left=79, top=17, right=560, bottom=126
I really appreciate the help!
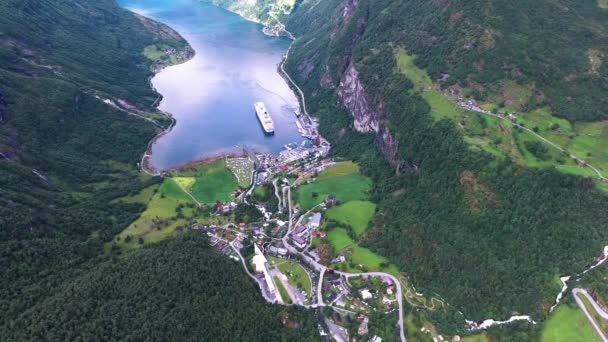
left=0, top=0, right=314, bottom=339
left=283, top=0, right=608, bottom=324
left=3, top=233, right=317, bottom=341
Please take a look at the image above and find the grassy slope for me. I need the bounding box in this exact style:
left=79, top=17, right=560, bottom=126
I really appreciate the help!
left=112, top=179, right=194, bottom=250
left=170, top=160, right=237, bottom=204
left=395, top=48, right=607, bottom=184
left=297, top=162, right=371, bottom=209
left=541, top=304, right=600, bottom=342
left=326, top=200, right=376, bottom=236
left=326, top=228, right=399, bottom=276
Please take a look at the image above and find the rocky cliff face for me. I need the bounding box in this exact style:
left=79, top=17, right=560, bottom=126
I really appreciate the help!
left=336, top=62, right=417, bottom=173
left=337, top=63, right=378, bottom=133
left=308, top=0, right=412, bottom=173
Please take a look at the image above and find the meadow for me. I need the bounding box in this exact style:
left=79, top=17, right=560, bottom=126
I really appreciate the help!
left=326, top=200, right=376, bottom=236
left=170, top=159, right=237, bottom=204
left=297, top=162, right=371, bottom=210
left=326, top=228, right=399, bottom=276
left=541, top=304, right=600, bottom=342
left=112, top=179, right=195, bottom=250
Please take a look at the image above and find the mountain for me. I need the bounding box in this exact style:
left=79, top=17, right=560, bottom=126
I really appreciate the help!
left=287, top=0, right=608, bottom=122
left=199, top=0, right=608, bottom=328
left=0, top=0, right=314, bottom=338
left=278, top=0, right=608, bottom=324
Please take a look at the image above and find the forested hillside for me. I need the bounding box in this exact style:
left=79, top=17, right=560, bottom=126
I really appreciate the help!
left=0, top=0, right=313, bottom=338
left=3, top=233, right=317, bottom=341
left=277, top=0, right=608, bottom=325
left=288, top=0, right=608, bottom=122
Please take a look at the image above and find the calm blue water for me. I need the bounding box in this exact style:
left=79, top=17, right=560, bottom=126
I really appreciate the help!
left=118, top=0, right=302, bottom=170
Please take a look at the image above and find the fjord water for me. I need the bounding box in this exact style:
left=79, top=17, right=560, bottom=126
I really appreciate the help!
left=119, top=0, right=302, bottom=170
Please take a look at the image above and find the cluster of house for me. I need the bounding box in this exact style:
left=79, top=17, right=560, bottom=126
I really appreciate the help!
left=215, top=201, right=238, bottom=215
left=419, top=327, right=460, bottom=342
left=290, top=212, right=322, bottom=248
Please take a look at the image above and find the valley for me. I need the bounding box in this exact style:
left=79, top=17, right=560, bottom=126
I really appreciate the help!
left=2, top=0, right=608, bottom=341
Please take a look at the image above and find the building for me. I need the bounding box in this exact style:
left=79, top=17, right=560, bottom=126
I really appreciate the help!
left=293, top=236, right=307, bottom=249
left=268, top=246, right=288, bottom=256
left=325, top=195, right=337, bottom=207
left=307, top=212, right=322, bottom=229
left=252, top=244, right=279, bottom=300
left=360, top=289, right=372, bottom=300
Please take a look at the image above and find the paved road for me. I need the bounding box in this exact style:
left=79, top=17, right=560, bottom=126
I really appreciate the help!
left=273, top=179, right=283, bottom=212
left=325, top=318, right=348, bottom=342
left=339, top=271, right=406, bottom=342
left=573, top=288, right=608, bottom=342
left=230, top=241, right=275, bottom=303
left=276, top=182, right=406, bottom=342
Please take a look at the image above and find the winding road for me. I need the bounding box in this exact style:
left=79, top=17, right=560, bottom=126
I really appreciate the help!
left=573, top=288, right=608, bottom=342
left=276, top=183, right=407, bottom=342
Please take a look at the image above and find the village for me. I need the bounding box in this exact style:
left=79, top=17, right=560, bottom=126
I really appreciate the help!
left=188, top=136, right=410, bottom=342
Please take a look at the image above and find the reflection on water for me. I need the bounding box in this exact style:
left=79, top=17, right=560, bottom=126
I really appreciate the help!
left=119, top=0, right=302, bottom=170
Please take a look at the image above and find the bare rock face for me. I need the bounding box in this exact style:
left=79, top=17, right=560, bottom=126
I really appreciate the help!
left=320, top=66, right=335, bottom=89
left=337, top=62, right=378, bottom=133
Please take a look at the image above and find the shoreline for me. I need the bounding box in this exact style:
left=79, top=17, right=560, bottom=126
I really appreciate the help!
left=137, top=6, right=302, bottom=176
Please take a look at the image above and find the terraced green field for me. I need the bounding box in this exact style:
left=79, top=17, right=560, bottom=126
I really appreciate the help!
left=326, top=200, right=376, bottom=236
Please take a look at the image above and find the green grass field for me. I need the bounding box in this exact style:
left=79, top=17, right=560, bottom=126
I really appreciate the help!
left=318, top=161, right=360, bottom=179
left=114, top=183, right=159, bottom=204
left=297, top=174, right=371, bottom=210
left=577, top=292, right=608, bottom=334
left=541, top=304, right=600, bottom=342
left=190, top=171, right=236, bottom=203
left=170, top=159, right=237, bottom=204
left=273, top=276, right=292, bottom=304
left=111, top=179, right=195, bottom=251
left=326, top=200, right=376, bottom=236
left=461, top=334, right=488, bottom=342
left=326, top=228, right=399, bottom=275
left=269, top=257, right=312, bottom=299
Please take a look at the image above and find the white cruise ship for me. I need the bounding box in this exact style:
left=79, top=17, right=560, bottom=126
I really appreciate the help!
left=255, top=102, right=274, bottom=134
